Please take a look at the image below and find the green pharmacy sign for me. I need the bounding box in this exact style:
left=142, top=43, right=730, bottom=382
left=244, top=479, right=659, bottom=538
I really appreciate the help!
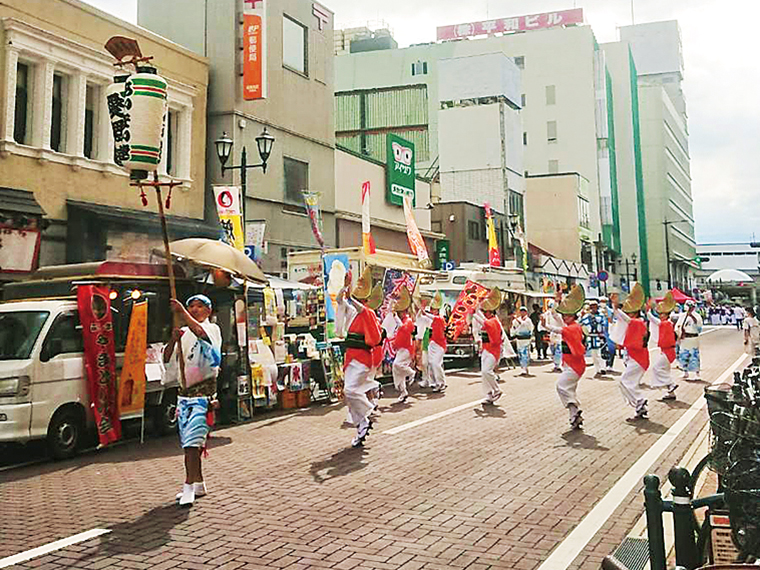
left=386, top=134, right=415, bottom=207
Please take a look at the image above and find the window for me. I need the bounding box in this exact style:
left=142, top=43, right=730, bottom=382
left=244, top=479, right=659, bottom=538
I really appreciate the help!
left=411, top=61, right=428, bottom=76
left=509, top=190, right=525, bottom=227
left=546, top=85, right=556, bottom=105
left=468, top=220, right=481, bottom=241
left=283, top=15, right=308, bottom=75
left=547, top=120, right=557, bottom=143
left=548, top=160, right=559, bottom=173
left=284, top=156, right=309, bottom=208
left=14, top=62, right=30, bottom=145
left=520, top=93, right=526, bottom=107
left=84, top=83, right=99, bottom=159
left=578, top=196, right=590, bottom=229
left=431, top=220, right=442, bottom=233
left=51, top=73, right=67, bottom=152
left=165, top=109, right=179, bottom=176
left=523, top=132, right=528, bottom=146
left=41, top=313, right=83, bottom=360
left=514, top=56, right=525, bottom=69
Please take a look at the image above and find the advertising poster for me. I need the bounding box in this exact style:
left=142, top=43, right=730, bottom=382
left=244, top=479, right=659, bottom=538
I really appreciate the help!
left=118, top=300, right=148, bottom=415
left=386, top=134, right=415, bottom=206
left=214, top=186, right=244, bottom=251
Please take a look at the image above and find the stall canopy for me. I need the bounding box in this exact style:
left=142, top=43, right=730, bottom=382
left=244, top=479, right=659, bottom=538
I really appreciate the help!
left=168, top=238, right=268, bottom=284
left=671, top=288, right=695, bottom=303
left=706, top=269, right=754, bottom=284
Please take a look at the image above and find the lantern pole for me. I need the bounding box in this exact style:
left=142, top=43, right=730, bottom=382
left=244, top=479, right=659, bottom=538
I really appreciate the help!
left=131, top=172, right=187, bottom=389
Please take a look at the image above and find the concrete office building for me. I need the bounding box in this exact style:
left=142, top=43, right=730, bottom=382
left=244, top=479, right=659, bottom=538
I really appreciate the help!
left=335, top=15, right=621, bottom=272
left=0, top=0, right=210, bottom=281
left=139, top=0, right=336, bottom=276
left=620, top=21, right=696, bottom=294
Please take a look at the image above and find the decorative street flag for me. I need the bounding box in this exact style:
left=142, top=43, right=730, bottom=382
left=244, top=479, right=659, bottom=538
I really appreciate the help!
left=214, top=186, right=245, bottom=251
left=484, top=202, right=501, bottom=267
left=403, top=196, right=430, bottom=267
left=243, top=0, right=267, bottom=100
left=78, top=285, right=121, bottom=446
left=446, top=280, right=490, bottom=340
left=361, top=181, right=376, bottom=255
left=245, top=220, right=267, bottom=262
left=118, top=300, right=148, bottom=415
left=303, top=191, right=325, bottom=248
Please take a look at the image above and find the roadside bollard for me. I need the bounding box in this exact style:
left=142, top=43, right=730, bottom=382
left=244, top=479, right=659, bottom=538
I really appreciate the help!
left=644, top=474, right=667, bottom=570
left=669, top=467, right=698, bottom=570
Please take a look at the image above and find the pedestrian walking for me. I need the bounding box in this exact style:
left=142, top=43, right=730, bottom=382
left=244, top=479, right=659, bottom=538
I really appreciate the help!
left=530, top=303, right=547, bottom=360
left=580, top=299, right=608, bottom=377
left=510, top=306, right=534, bottom=376
left=611, top=285, right=650, bottom=421
left=647, top=292, right=678, bottom=401
left=735, top=305, right=746, bottom=331
left=542, top=284, right=587, bottom=430
left=414, top=294, right=433, bottom=389
left=599, top=297, right=616, bottom=372
left=473, top=288, right=504, bottom=404
left=743, top=307, right=760, bottom=357
left=163, top=294, right=222, bottom=507
left=676, top=300, right=703, bottom=381
left=426, top=291, right=447, bottom=392
left=391, top=287, right=416, bottom=404
left=335, top=267, right=383, bottom=447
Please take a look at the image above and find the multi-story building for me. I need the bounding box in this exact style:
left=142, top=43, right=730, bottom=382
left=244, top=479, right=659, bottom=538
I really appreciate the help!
left=139, top=0, right=337, bottom=276
left=0, top=0, right=210, bottom=281
left=335, top=10, right=622, bottom=273
left=620, top=21, right=696, bottom=294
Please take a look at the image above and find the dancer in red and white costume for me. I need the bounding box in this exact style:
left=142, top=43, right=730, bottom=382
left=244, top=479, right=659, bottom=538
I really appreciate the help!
left=473, top=288, right=504, bottom=404
left=647, top=292, right=678, bottom=401
left=425, top=291, right=447, bottom=392
left=335, top=268, right=383, bottom=447
left=391, top=287, right=416, bottom=404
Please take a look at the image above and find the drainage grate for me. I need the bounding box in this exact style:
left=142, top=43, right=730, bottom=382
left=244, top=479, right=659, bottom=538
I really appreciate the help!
left=611, top=537, right=650, bottom=570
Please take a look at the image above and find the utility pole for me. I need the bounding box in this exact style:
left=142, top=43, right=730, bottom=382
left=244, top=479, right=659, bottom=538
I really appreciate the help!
left=664, top=219, right=672, bottom=289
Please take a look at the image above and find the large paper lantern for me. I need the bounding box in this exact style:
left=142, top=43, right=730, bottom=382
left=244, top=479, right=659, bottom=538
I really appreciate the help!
left=106, top=66, right=168, bottom=181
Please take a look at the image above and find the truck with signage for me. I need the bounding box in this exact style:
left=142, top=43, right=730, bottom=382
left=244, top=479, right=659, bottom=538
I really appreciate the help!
left=0, top=261, right=195, bottom=459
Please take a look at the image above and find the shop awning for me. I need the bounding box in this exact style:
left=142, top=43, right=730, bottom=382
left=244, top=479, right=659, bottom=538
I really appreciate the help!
left=0, top=187, right=45, bottom=216
left=505, top=288, right=553, bottom=299
left=67, top=200, right=219, bottom=239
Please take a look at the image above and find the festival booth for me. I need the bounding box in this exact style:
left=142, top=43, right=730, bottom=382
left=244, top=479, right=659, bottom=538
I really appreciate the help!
left=287, top=247, right=442, bottom=382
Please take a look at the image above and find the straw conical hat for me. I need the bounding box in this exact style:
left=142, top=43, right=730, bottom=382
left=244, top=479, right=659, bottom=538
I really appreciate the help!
left=431, top=290, right=444, bottom=311
left=558, top=284, right=585, bottom=315
left=480, top=288, right=502, bottom=312
left=622, top=282, right=645, bottom=313
left=656, top=290, right=676, bottom=314
left=394, top=287, right=411, bottom=312
left=366, top=284, right=383, bottom=310
left=351, top=266, right=372, bottom=301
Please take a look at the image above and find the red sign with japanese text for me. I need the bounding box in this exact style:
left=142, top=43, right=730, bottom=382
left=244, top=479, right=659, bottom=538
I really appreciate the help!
left=243, top=0, right=267, bottom=100
left=78, top=285, right=121, bottom=446
left=446, top=280, right=490, bottom=340
left=437, top=8, right=584, bottom=41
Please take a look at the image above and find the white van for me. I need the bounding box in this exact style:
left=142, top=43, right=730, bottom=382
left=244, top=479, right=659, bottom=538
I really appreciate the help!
left=0, top=298, right=177, bottom=459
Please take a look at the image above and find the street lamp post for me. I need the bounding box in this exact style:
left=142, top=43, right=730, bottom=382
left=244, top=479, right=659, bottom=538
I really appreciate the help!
left=623, top=252, right=638, bottom=292
left=214, top=128, right=275, bottom=224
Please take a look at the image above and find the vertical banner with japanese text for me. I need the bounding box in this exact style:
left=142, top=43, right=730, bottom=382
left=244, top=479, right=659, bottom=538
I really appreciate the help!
left=78, top=285, right=121, bottom=446
left=303, top=191, right=325, bottom=249
left=361, top=181, right=376, bottom=255
left=403, top=196, right=430, bottom=267
left=118, top=300, right=148, bottom=416
left=245, top=219, right=267, bottom=262
left=243, top=0, right=267, bottom=100
left=446, top=280, right=490, bottom=340
left=484, top=202, right=501, bottom=267
left=214, top=186, right=245, bottom=251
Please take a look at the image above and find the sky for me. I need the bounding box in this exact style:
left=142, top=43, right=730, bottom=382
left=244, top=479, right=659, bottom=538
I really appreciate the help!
left=83, top=0, right=760, bottom=245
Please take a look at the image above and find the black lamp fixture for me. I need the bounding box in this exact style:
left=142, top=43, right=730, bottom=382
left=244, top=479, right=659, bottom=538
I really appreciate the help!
left=214, top=132, right=233, bottom=170
left=255, top=127, right=275, bottom=172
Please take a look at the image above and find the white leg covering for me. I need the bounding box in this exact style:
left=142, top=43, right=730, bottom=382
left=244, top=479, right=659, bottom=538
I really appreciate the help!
left=344, top=360, right=379, bottom=426
left=481, top=351, right=500, bottom=399
left=619, top=357, right=647, bottom=408
left=650, top=351, right=673, bottom=389
left=591, top=349, right=605, bottom=374
left=556, top=366, right=581, bottom=411
left=428, top=342, right=446, bottom=389
left=392, top=348, right=414, bottom=398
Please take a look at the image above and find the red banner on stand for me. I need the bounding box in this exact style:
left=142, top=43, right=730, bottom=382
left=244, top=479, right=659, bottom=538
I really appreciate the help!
left=77, top=285, right=121, bottom=446
left=446, top=280, right=490, bottom=340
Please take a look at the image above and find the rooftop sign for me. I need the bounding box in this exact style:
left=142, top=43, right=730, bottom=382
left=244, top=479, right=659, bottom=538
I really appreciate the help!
left=437, top=8, right=584, bottom=41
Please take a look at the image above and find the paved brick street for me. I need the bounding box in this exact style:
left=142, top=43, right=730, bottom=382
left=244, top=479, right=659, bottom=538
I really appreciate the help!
left=0, top=328, right=746, bottom=570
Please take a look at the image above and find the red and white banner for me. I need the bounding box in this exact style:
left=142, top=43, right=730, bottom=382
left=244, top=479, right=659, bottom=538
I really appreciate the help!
left=243, top=0, right=267, bottom=100
left=484, top=203, right=501, bottom=267
left=78, top=285, right=121, bottom=446
left=361, top=181, right=376, bottom=255
left=403, top=196, right=429, bottom=267
left=446, top=280, right=490, bottom=340
left=437, top=8, right=584, bottom=41
left=214, top=186, right=245, bottom=251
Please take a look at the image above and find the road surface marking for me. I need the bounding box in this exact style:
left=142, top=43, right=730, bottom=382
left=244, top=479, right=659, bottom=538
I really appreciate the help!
left=0, top=528, right=111, bottom=568
left=383, top=399, right=486, bottom=435
left=535, top=352, right=748, bottom=570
